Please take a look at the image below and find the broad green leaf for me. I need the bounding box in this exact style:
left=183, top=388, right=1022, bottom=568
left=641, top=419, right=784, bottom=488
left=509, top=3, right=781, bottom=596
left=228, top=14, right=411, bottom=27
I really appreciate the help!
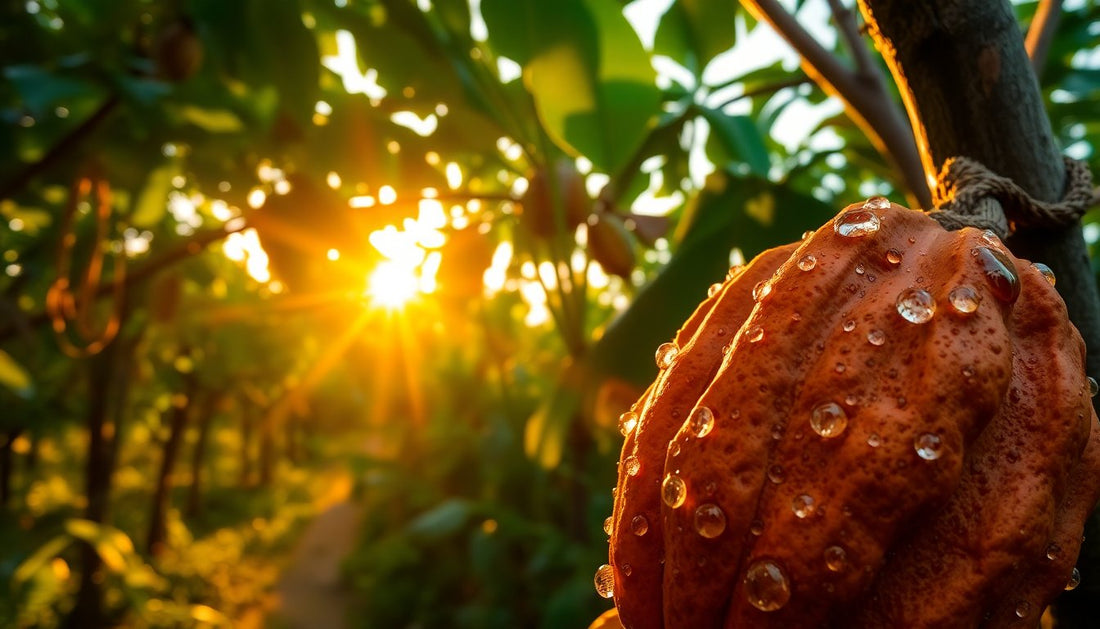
left=653, top=0, right=738, bottom=75
left=406, top=498, right=473, bottom=539
left=701, top=109, right=771, bottom=176
left=0, top=350, right=33, bottom=399
left=173, top=105, right=244, bottom=133
left=3, top=65, right=100, bottom=117
left=131, top=162, right=179, bottom=227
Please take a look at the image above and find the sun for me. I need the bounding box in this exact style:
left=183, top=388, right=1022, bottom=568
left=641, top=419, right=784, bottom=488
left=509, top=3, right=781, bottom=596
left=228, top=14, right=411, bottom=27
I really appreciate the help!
left=366, top=260, right=420, bottom=309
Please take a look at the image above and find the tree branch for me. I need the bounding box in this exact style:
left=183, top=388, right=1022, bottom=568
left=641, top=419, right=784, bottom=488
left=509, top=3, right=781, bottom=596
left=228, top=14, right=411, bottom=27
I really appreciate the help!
left=1025, top=0, right=1062, bottom=76
left=712, top=75, right=813, bottom=111
left=740, top=0, right=932, bottom=208
left=825, top=0, right=876, bottom=80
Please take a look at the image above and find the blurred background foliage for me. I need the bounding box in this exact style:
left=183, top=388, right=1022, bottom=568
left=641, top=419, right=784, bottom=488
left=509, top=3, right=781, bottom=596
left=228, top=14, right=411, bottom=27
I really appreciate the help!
left=0, top=0, right=1097, bottom=627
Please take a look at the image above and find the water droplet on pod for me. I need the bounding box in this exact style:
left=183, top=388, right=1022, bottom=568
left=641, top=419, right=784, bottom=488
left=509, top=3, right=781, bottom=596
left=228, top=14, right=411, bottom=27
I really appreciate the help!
left=948, top=285, right=981, bottom=314
left=1033, top=262, right=1056, bottom=286
left=727, top=265, right=744, bottom=280
left=835, top=362, right=846, bottom=374
left=688, top=406, right=715, bottom=438
left=824, top=545, right=847, bottom=572
left=855, top=263, right=865, bottom=275
left=974, top=246, right=1020, bottom=304
left=863, top=196, right=890, bottom=210
left=843, top=319, right=856, bottom=333
left=750, top=519, right=764, bottom=536
left=886, top=249, right=902, bottom=266
left=631, top=514, right=648, bottom=536
left=867, top=433, right=882, bottom=447
left=792, top=494, right=815, bottom=518
left=603, top=516, right=613, bottom=536
left=896, top=287, right=936, bottom=324
left=1046, top=542, right=1061, bottom=560
left=1066, top=567, right=1081, bottom=591
left=767, top=464, right=785, bottom=484
left=1089, top=377, right=1098, bottom=397
left=914, top=433, right=943, bottom=460
left=694, top=503, right=727, bottom=538
left=744, top=560, right=791, bottom=611
left=708, top=282, right=723, bottom=297
left=618, top=411, right=639, bottom=436
left=624, top=456, right=640, bottom=476
left=746, top=326, right=764, bottom=343
left=867, top=329, right=886, bottom=346
left=811, top=402, right=848, bottom=438
left=753, top=281, right=772, bottom=301
left=662, top=474, right=687, bottom=508
left=1014, top=600, right=1031, bottom=619
left=834, top=208, right=881, bottom=238
left=797, top=254, right=817, bottom=271
left=594, top=564, right=615, bottom=598
left=655, top=342, right=678, bottom=369
left=801, top=230, right=814, bottom=240
left=622, top=563, right=632, bottom=576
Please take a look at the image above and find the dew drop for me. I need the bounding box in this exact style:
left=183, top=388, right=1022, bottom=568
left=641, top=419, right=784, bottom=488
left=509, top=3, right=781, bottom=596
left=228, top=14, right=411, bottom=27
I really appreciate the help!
left=962, top=365, right=975, bottom=378
left=981, top=229, right=1000, bottom=246
left=914, top=433, right=943, bottom=460
left=594, top=564, right=615, bottom=598
left=622, top=563, right=632, bottom=576
left=618, top=411, right=639, bottom=437
left=1067, top=567, right=1081, bottom=591
left=896, top=287, right=936, bottom=324
left=855, top=263, right=865, bottom=275
left=662, top=474, right=687, bottom=508
left=824, top=545, right=847, bottom=572
left=1089, top=377, right=1098, bottom=397
left=948, top=285, right=981, bottom=314
left=708, top=282, right=723, bottom=297
left=744, top=560, right=791, bottom=612
left=694, top=503, right=727, bottom=539
left=867, top=329, right=886, bottom=346
left=688, top=406, right=715, bottom=438
left=669, top=441, right=681, bottom=457
left=867, top=433, right=882, bottom=447
left=835, top=362, right=846, bottom=374
left=603, top=516, right=613, bottom=536
left=792, top=494, right=815, bottom=518
left=798, top=254, right=817, bottom=271
left=624, top=456, right=640, bottom=476
left=1046, top=542, right=1061, bottom=560
left=886, top=249, right=902, bottom=266
left=811, top=402, right=848, bottom=438
left=843, top=319, right=856, bottom=333
left=655, top=342, right=678, bottom=369
left=631, top=514, right=648, bottom=536
left=834, top=208, right=881, bottom=238
left=801, top=230, right=814, bottom=240
left=1033, top=262, right=1056, bottom=286
left=864, top=196, right=890, bottom=210
left=767, top=464, right=785, bottom=484
left=746, top=325, right=765, bottom=343
left=727, top=265, right=744, bottom=280
left=974, top=246, right=1020, bottom=304
left=753, top=281, right=772, bottom=302
left=750, top=519, right=764, bottom=536
left=1014, top=600, right=1031, bottom=619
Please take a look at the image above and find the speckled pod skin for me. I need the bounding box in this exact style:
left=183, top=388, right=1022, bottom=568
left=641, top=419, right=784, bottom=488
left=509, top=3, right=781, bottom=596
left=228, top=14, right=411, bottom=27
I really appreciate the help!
left=608, top=201, right=1100, bottom=629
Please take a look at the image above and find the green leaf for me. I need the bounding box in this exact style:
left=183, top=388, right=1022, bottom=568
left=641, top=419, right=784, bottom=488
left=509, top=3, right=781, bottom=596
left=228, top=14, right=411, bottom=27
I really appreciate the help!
left=12, top=535, right=72, bottom=585
left=131, top=162, right=179, bottom=227
left=406, top=498, right=473, bottom=539
left=0, top=350, right=33, bottom=399
left=173, top=105, right=244, bottom=132
left=524, top=363, right=583, bottom=468
left=701, top=109, right=771, bottom=176
left=653, top=0, right=739, bottom=75
left=3, top=65, right=100, bottom=117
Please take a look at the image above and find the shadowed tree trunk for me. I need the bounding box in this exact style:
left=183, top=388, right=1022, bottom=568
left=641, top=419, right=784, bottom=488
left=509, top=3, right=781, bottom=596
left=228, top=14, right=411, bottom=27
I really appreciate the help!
left=186, top=393, right=219, bottom=518
left=147, top=374, right=197, bottom=557
left=239, top=398, right=254, bottom=486
left=859, top=1, right=1100, bottom=625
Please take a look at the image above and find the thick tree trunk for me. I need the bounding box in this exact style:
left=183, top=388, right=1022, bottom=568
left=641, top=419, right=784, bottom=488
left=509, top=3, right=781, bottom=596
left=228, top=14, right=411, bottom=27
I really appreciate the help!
left=859, top=1, right=1100, bottom=625
left=146, top=377, right=196, bottom=557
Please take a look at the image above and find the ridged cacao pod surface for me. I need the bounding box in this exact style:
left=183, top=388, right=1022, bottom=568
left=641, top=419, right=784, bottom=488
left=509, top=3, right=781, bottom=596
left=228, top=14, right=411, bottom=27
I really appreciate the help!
left=603, top=199, right=1100, bottom=628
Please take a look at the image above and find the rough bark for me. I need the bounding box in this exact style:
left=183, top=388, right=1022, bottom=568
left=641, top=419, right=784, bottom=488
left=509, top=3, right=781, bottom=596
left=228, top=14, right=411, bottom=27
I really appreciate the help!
left=858, top=1, right=1100, bottom=625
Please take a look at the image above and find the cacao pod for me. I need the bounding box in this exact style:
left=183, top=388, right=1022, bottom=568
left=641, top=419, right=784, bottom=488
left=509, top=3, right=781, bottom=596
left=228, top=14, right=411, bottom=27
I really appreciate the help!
left=604, top=199, right=1100, bottom=628
left=588, top=213, right=637, bottom=279
left=154, top=19, right=203, bottom=82
left=522, top=159, right=590, bottom=238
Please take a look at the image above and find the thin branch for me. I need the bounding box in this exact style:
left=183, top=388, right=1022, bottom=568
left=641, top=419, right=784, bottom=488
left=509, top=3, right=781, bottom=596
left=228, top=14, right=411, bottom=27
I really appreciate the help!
left=826, top=0, right=877, bottom=80
left=741, top=0, right=932, bottom=208
left=713, top=75, right=814, bottom=111
left=1025, top=0, right=1062, bottom=76
left=0, top=96, right=120, bottom=202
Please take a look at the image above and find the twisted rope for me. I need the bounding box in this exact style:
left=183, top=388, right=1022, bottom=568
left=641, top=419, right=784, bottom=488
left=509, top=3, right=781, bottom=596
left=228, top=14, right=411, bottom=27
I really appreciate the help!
left=927, top=156, right=1100, bottom=238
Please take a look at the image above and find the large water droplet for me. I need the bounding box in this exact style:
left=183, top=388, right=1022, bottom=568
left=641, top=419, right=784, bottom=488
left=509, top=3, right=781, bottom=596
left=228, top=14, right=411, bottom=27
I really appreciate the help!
left=1067, top=567, right=1082, bottom=591
left=655, top=342, right=678, bottom=369
left=867, top=329, right=886, bottom=346
left=708, top=282, right=723, bottom=297
left=834, top=208, right=881, bottom=238
left=594, top=564, right=615, bottom=598
left=662, top=474, right=687, bottom=508
left=915, top=433, right=943, bottom=460
left=688, top=406, right=715, bottom=438
left=623, top=456, right=640, bottom=476
left=864, top=196, right=890, bottom=210
left=801, top=230, right=814, bottom=240
left=948, top=285, right=981, bottom=314
left=744, top=560, right=791, bottom=611
left=694, top=503, right=727, bottom=538
left=618, top=411, right=639, bottom=437
left=797, top=254, right=817, bottom=271
left=843, top=319, right=856, bottom=333
left=855, top=263, right=865, bottom=275
left=753, top=281, right=772, bottom=302
left=811, top=402, right=848, bottom=438
left=974, top=246, right=1020, bottom=304
left=767, top=464, right=785, bottom=484
left=1014, top=600, right=1031, bottom=619
left=1032, top=262, right=1056, bottom=286
left=1089, top=377, right=1098, bottom=397
left=792, top=494, right=816, bottom=518
left=896, top=287, right=936, bottom=324
left=886, top=249, right=902, bottom=266
left=824, top=545, right=847, bottom=572
left=746, top=325, right=764, bottom=343
left=603, top=516, right=613, bottom=536
left=631, top=514, right=648, bottom=536
left=727, top=265, right=744, bottom=281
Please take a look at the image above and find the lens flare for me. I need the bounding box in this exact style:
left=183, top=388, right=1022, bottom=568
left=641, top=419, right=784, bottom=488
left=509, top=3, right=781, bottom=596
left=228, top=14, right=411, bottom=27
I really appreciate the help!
left=366, top=261, right=419, bottom=309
